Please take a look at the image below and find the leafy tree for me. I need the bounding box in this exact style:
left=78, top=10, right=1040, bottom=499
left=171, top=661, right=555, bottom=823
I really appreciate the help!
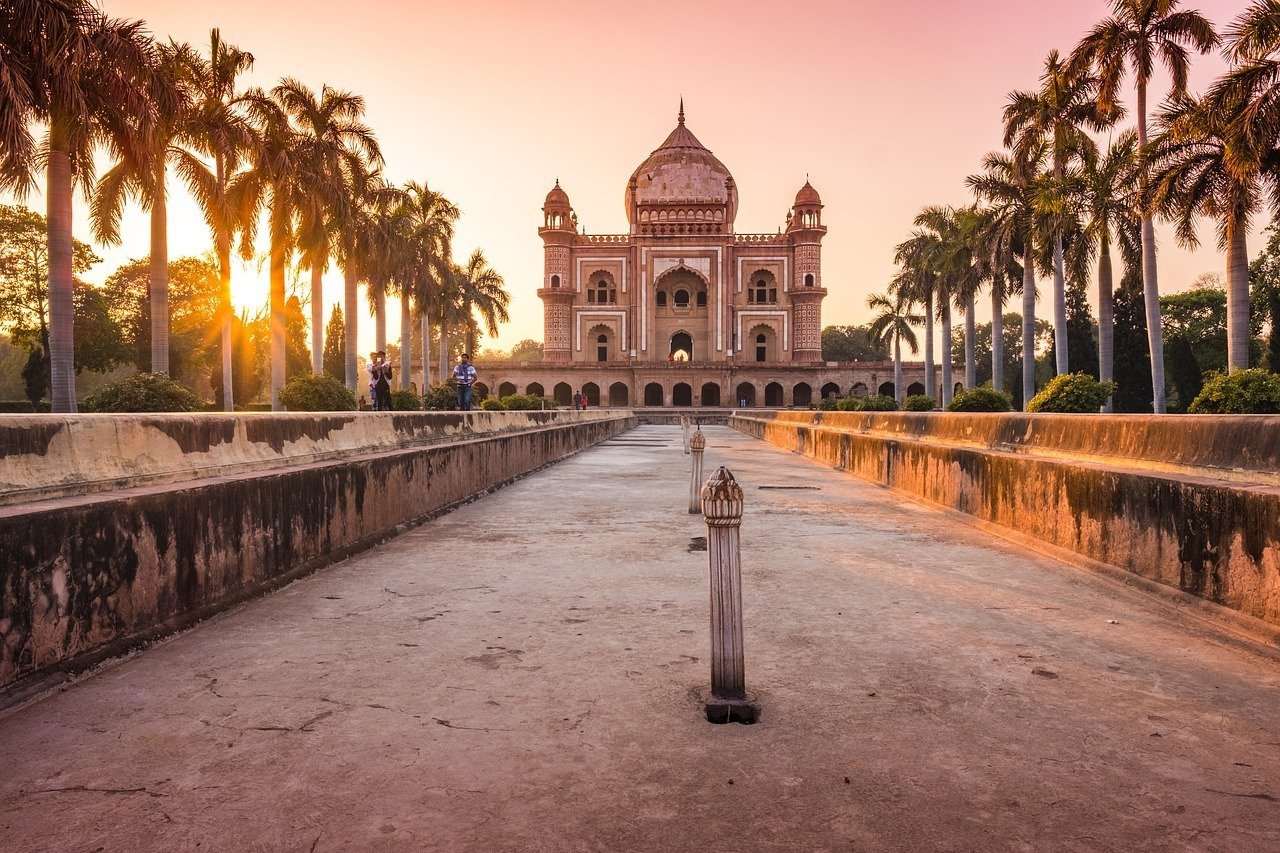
left=322, top=304, right=346, bottom=380
left=1165, top=334, right=1204, bottom=410
left=279, top=372, right=356, bottom=411
left=1047, top=282, right=1099, bottom=379
left=1161, top=285, right=1227, bottom=374
left=820, top=325, right=886, bottom=361
left=1249, top=223, right=1280, bottom=372
left=1111, top=282, right=1155, bottom=412
left=282, top=294, right=310, bottom=381
left=509, top=338, right=543, bottom=362
left=101, top=255, right=221, bottom=388
left=952, top=312, right=1053, bottom=407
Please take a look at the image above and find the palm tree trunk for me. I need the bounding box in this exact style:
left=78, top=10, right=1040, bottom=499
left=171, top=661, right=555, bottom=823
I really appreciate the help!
left=374, top=288, right=387, bottom=354
left=343, top=264, right=358, bottom=390
left=310, top=264, right=324, bottom=375
left=940, top=301, right=953, bottom=406
left=46, top=122, right=76, bottom=414
left=923, top=293, right=935, bottom=399
left=1226, top=220, right=1250, bottom=372
left=1022, top=243, right=1037, bottom=409
left=399, top=295, right=411, bottom=390
left=150, top=163, right=170, bottom=375
left=420, top=311, right=431, bottom=389
left=1052, top=232, right=1067, bottom=375
left=893, top=331, right=904, bottom=404
left=991, top=275, right=1004, bottom=394
left=269, top=215, right=287, bottom=411
left=216, top=154, right=234, bottom=411
left=1097, top=234, right=1114, bottom=412
left=1137, top=76, right=1167, bottom=413
left=218, top=233, right=234, bottom=410
left=438, top=323, right=449, bottom=382
left=964, top=292, right=976, bottom=391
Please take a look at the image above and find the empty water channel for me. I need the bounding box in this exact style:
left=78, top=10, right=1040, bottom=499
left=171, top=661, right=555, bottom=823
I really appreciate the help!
left=3, top=425, right=1279, bottom=850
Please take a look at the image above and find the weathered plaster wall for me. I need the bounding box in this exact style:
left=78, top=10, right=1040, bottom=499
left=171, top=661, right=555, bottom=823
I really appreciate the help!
left=732, top=411, right=1280, bottom=632
left=0, top=412, right=634, bottom=693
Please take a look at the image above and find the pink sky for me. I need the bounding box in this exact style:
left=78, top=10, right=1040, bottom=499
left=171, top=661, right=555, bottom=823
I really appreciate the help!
left=10, top=0, right=1257, bottom=352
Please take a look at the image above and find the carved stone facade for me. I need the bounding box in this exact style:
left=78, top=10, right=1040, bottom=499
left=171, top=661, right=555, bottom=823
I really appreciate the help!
left=502, top=105, right=933, bottom=406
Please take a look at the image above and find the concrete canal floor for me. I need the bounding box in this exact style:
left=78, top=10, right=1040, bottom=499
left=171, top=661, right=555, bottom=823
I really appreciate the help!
left=2, top=425, right=1278, bottom=851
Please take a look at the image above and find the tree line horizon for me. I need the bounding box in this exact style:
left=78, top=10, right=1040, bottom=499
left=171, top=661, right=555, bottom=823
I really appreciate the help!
left=0, top=0, right=510, bottom=412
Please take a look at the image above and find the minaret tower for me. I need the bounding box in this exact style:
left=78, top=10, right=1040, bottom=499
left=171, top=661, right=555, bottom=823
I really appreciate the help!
left=787, top=179, right=828, bottom=362
left=538, top=180, right=577, bottom=362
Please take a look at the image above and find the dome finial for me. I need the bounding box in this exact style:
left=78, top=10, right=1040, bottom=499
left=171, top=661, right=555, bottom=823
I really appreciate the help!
left=678, top=96, right=685, bottom=125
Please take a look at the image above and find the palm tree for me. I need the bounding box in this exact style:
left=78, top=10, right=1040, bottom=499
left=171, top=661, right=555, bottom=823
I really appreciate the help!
left=969, top=145, right=1047, bottom=408
left=969, top=201, right=1024, bottom=396
left=1071, top=0, right=1219, bottom=413
left=452, top=248, right=510, bottom=357
left=232, top=86, right=313, bottom=410
left=1004, top=50, right=1115, bottom=375
left=333, top=161, right=393, bottom=391
left=178, top=29, right=256, bottom=410
left=1068, top=131, right=1139, bottom=408
left=399, top=181, right=458, bottom=390
left=278, top=81, right=380, bottom=376
left=1147, top=95, right=1259, bottom=371
left=867, top=290, right=922, bottom=404
left=91, top=40, right=203, bottom=377
left=1, top=2, right=165, bottom=412
left=891, top=249, right=936, bottom=400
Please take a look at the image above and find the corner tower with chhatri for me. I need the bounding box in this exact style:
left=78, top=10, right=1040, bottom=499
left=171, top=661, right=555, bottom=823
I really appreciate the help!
left=478, top=104, right=928, bottom=407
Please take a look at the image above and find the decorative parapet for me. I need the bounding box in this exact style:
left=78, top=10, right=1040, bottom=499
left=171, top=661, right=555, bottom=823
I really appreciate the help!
left=580, top=234, right=630, bottom=244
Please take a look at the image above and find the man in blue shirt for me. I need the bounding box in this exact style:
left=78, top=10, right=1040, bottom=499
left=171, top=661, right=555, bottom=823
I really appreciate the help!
left=453, top=353, right=477, bottom=411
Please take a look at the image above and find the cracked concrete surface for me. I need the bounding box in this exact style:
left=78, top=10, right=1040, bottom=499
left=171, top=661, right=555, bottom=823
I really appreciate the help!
left=2, top=425, right=1279, bottom=851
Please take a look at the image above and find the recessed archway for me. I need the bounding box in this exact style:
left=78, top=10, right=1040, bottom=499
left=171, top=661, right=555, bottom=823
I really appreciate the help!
left=644, top=382, right=663, bottom=406
left=701, top=383, right=721, bottom=407
left=672, top=382, right=693, bottom=406
left=851, top=382, right=869, bottom=397
left=907, top=382, right=926, bottom=397
left=609, top=382, right=629, bottom=406
left=474, top=382, right=490, bottom=400
left=526, top=382, right=544, bottom=397
left=582, top=382, right=600, bottom=406
left=878, top=381, right=895, bottom=397
left=793, top=383, right=812, bottom=407
left=670, top=331, right=693, bottom=362
left=821, top=382, right=841, bottom=399
left=554, top=382, right=573, bottom=406
left=735, top=383, right=756, bottom=407
left=765, top=382, right=784, bottom=407
left=498, top=381, right=517, bottom=398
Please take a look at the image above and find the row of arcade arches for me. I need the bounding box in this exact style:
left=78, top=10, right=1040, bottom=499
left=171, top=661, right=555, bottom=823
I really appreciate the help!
left=475, top=380, right=933, bottom=407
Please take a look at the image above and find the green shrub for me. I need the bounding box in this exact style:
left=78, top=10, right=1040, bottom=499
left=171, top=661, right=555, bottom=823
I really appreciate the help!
left=501, top=393, right=558, bottom=411
left=82, top=373, right=200, bottom=413
left=858, top=395, right=900, bottom=412
left=1026, top=372, right=1116, bottom=413
left=389, top=388, right=421, bottom=411
left=817, top=397, right=838, bottom=411
left=1188, top=368, right=1280, bottom=414
left=481, top=397, right=507, bottom=411
left=947, top=387, right=1013, bottom=412
left=835, top=395, right=859, bottom=411
left=278, top=373, right=356, bottom=412
left=422, top=380, right=459, bottom=411
left=903, top=394, right=937, bottom=412
left=0, top=400, right=48, bottom=413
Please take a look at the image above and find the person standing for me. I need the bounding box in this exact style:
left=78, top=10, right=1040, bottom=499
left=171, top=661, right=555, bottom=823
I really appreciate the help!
left=373, top=351, right=393, bottom=412
left=572, top=391, right=582, bottom=410
left=453, top=353, right=477, bottom=411
left=368, top=352, right=382, bottom=410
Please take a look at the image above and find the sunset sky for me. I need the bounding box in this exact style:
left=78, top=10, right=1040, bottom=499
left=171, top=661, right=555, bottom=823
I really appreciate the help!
left=7, top=0, right=1257, bottom=353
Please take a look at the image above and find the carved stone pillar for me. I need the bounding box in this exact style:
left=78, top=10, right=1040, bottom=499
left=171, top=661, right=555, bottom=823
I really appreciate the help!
left=701, top=466, right=745, bottom=700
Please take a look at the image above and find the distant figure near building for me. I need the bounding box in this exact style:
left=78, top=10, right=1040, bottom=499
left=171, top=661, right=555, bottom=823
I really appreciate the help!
left=454, top=353, right=477, bottom=411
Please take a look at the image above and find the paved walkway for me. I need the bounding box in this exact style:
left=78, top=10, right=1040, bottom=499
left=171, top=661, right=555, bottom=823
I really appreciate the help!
left=2, top=425, right=1279, bottom=851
